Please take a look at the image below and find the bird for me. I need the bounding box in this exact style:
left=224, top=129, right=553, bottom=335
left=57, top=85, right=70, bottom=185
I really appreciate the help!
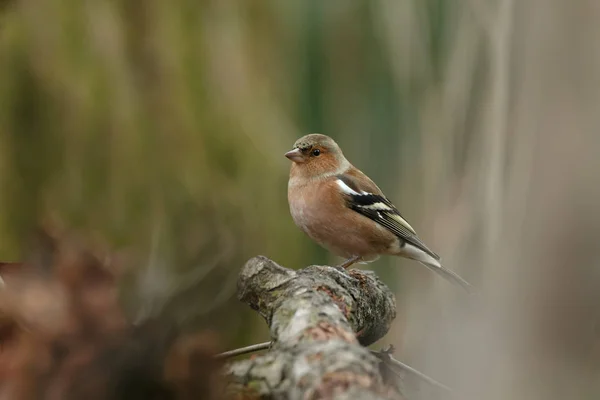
left=285, top=133, right=473, bottom=293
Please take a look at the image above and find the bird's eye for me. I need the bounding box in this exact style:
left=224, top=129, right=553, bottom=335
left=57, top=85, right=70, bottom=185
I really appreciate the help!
left=312, top=149, right=321, bottom=156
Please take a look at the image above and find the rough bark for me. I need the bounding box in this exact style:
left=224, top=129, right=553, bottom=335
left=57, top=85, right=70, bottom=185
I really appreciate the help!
left=226, top=256, right=400, bottom=400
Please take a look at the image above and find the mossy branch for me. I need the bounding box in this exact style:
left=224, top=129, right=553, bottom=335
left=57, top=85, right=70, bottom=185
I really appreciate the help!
left=225, top=256, right=400, bottom=400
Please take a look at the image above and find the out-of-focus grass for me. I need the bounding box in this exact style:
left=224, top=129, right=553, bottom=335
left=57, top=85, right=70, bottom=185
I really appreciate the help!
left=0, top=0, right=304, bottom=343
left=1, top=1, right=600, bottom=399
left=0, top=0, right=443, bottom=343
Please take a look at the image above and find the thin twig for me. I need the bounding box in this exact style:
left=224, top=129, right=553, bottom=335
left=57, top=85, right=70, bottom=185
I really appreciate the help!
left=215, top=341, right=452, bottom=392
left=215, top=341, right=271, bottom=359
left=371, top=347, right=452, bottom=393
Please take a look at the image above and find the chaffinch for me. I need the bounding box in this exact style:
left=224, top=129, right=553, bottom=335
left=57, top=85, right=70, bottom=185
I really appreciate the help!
left=285, top=133, right=472, bottom=293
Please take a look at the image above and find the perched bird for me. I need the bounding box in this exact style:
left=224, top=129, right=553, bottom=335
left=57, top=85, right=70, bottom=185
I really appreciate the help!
left=285, top=133, right=472, bottom=293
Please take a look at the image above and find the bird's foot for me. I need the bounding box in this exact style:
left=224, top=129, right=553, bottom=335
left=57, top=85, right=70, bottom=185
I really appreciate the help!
left=338, top=255, right=362, bottom=270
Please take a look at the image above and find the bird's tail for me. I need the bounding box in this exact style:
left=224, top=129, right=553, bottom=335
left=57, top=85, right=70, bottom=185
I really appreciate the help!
left=401, top=244, right=474, bottom=293
left=418, top=260, right=474, bottom=294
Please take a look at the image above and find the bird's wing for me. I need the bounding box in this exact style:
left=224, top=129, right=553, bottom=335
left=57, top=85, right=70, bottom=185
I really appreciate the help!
left=335, top=172, right=440, bottom=260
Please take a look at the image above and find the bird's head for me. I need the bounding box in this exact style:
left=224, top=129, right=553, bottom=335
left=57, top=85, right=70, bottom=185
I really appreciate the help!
left=285, top=133, right=349, bottom=181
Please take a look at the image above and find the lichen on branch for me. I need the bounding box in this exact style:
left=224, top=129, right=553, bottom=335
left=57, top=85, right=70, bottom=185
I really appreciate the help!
left=227, top=256, right=400, bottom=400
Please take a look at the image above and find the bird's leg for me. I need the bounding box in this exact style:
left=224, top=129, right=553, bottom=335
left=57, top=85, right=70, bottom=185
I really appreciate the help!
left=339, top=255, right=362, bottom=270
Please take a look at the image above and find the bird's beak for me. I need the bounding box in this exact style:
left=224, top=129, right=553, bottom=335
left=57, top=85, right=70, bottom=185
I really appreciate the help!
left=285, top=148, right=305, bottom=163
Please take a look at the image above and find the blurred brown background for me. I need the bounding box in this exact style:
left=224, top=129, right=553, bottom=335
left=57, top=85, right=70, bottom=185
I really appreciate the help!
left=1, top=1, right=600, bottom=399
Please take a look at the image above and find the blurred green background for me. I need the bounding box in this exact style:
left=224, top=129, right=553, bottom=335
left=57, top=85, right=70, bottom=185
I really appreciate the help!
left=0, top=0, right=454, bottom=342
left=2, top=1, right=600, bottom=399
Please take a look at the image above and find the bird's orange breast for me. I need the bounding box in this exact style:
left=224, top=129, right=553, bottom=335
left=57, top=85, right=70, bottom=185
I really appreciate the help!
left=288, top=179, right=397, bottom=259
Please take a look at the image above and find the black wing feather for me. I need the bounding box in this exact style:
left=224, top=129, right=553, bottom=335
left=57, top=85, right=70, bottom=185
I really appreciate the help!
left=336, top=175, right=439, bottom=260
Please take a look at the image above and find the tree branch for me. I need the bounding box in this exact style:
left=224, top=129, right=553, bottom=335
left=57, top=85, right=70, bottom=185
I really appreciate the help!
left=219, top=341, right=452, bottom=393
left=215, top=341, right=271, bottom=359
left=225, top=256, right=400, bottom=399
